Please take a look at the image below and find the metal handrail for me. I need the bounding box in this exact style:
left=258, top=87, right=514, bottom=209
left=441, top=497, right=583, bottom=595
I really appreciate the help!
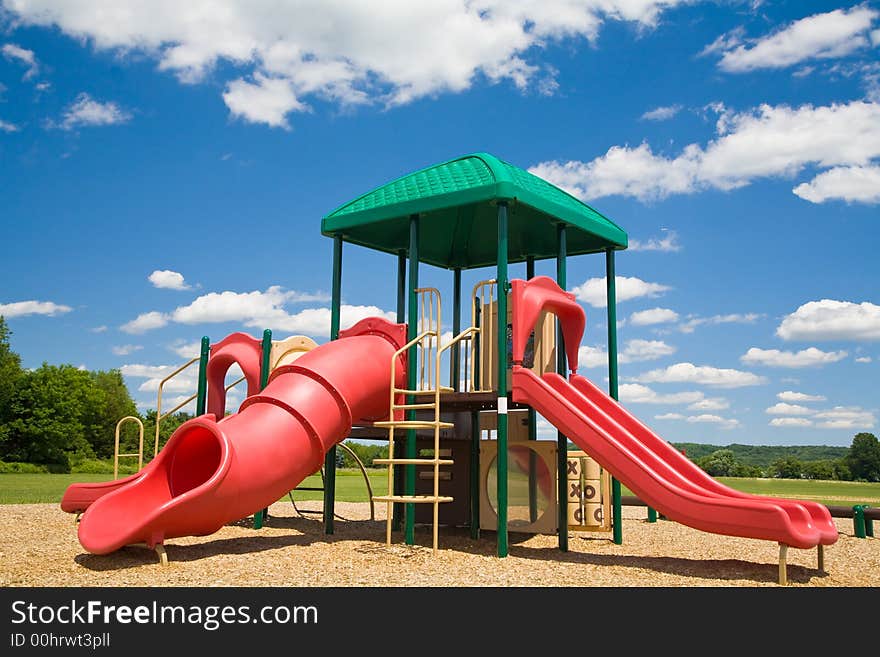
left=154, top=356, right=199, bottom=456
left=471, top=279, right=496, bottom=392
left=113, top=416, right=144, bottom=480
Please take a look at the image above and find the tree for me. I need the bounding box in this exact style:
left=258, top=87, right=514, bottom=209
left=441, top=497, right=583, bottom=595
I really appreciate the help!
left=0, top=364, right=103, bottom=467
left=845, top=433, right=880, bottom=482
left=141, top=410, right=194, bottom=460
left=695, top=449, right=738, bottom=477
left=802, top=460, right=835, bottom=481
left=769, top=456, right=804, bottom=479
left=0, top=317, right=23, bottom=434
left=88, top=369, right=139, bottom=458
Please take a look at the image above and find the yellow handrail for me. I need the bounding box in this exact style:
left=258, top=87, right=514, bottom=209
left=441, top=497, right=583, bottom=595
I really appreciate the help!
left=154, top=356, right=199, bottom=456
left=471, top=279, right=496, bottom=392
left=113, top=416, right=144, bottom=480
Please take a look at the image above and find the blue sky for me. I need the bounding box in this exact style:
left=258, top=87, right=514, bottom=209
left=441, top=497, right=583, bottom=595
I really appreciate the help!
left=1, top=0, right=878, bottom=446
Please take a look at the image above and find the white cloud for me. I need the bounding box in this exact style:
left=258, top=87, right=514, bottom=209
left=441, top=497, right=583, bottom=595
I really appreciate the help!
left=579, top=339, right=675, bottom=369
left=655, top=413, right=684, bottom=420
left=688, top=397, right=729, bottom=411
left=120, top=311, right=169, bottom=334
left=112, top=344, right=143, bottom=356
left=770, top=417, right=813, bottom=427
left=873, top=28, right=880, bottom=46
left=813, top=406, right=875, bottom=430
left=777, top=390, right=826, bottom=402
left=765, top=402, right=815, bottom=416
left=679, top=313, right=760, bottom=334
left=2, top=42, right=39, bottom=79
left=148, top=269, right=191, bottom=290
left=169, top=340, right=203, bottom=360
left=641, top=104, right=682, bottom=121
left=90, top=325, right=108, bottom=333
left=631, top=362, right=766, bottom=388
left=793, top=165, right=880, bottom=203
left=529, top=100, right=880, bottom=203
left=58, top=93, right=131, bottom=130
left=856, top=356, right=873, bottom=363
left=571, top=275, right=670, bottom=308
left=618, top=383, right=704, bottom=406
left=629, top=307, right=679, bottom=326
left=710, top=7, right=879, bottom=73
left=741, top=346, right=848, bottom=368
left=776, top=299, right=880, bottom=341
left=120, top=363, right=177, bottom=379
left=0, top=118, right=20, bottom=132
left=0, top=300, right=72, bottom=318
left=685, top=413, right=739, bottom=429
left=4, top=1, right=687, bottom=129
left=260, top=304, right=396, bottom=337
left=628, top=230, right=681, bottom=252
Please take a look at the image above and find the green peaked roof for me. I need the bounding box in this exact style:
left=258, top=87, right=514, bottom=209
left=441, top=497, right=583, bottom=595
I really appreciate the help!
left=321, top=152, right=627, bottom=270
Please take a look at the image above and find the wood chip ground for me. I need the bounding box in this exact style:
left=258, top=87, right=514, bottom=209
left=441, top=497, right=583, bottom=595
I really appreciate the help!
left=2, top=502, right=877, bottom=587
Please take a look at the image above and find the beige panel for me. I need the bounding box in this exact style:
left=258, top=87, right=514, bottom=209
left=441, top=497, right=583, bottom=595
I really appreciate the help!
left=480, top=300, right=556, bottom=391
left=584, top=502, right=604, bottom=527
left=566, top=458, right=581, bottom=479
left=583, top=479, right=601, bottom=503
left=567, top=502, right=584, bottom=526
left=583, top=457, right=601, bottom=479
left=270, top=335, right=319, bottom=370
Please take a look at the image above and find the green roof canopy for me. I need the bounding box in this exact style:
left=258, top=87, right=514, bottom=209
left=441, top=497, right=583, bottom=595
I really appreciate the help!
left=321, top=152, right=627, bottom=270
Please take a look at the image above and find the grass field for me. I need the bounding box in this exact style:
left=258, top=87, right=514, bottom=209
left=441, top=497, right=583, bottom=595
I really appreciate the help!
left=2, top=469, right=880, bottom=507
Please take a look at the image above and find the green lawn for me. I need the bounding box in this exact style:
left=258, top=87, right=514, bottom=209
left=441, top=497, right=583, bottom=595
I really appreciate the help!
left=1, top=471, right=878, bottom=508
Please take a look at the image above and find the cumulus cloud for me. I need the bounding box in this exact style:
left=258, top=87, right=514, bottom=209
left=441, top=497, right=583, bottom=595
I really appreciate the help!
left=530, top=100, right=880, bottom=204
left=777, top=390, right=826, bottom=402
left=579, top=339, right=675, bottom=369
left=571, top=275, right=670, bottom=308
left=770, top=417, right=813, bottom=427
left=765, top=402, right=815, bottom=416
left=776, top=300, right=880, bottom=341
left=793, top=165, right=880, bottom=203
left=629, top=307, right=679, bottom=326
left=740, top=346, right=848, bottom=368
left=630, top=362, right=766, bottom=388
left=813, top=406, right=875, bottom=429
left=618, top=383, right=704, bottom=406
left=0, top=118, right=20, bottom=132
left=120, top=311, right=170, bottom=334
left=688, top=397, right=729, bottom=411
left=628, top=230, right=681, bottom=252
left=652, top=410, right=738, bottom=429
left=57, top=93, right=131, bottom=130
left=678, top=313, right=761, bottom=334
left=707, top=7, right=879, bottom=73
left=0, top=300, right=72, bottom=318
left=168, top=340, right=202, bottom=360
left=148, top=270, right=191, bottom=290
left=2, top=43, right=39, bottom=79
left=856, top=356, right=873, bottom=363
left=111, top=344, right=143, bottom=356
left=3, top=0, right=687, bottom=128
left=641, top=104, right=682, bottom=121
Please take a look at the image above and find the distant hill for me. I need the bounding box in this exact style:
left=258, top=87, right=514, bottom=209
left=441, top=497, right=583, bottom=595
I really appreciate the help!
left=671, top=443, right=848, bottom=468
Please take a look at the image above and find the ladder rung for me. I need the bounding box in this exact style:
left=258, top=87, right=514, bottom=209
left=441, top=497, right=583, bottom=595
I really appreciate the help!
left=393, top=388, right=439, bottom=395
left=117, top=453, right=139, bottom=457
left=392, top=403, right=436, bottom=410
left=373, top=458, right=454, bottom=466
left=372, top=495, right=454, bottom=504
left=373, top=421, right=454, bottom=429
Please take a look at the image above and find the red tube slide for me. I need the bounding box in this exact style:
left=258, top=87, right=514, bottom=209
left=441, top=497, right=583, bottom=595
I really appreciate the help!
left=65, top=317, right=406, bottom=555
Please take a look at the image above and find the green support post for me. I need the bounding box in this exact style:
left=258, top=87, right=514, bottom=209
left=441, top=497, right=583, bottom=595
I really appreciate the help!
left=323, top=235, right=343, bottom=535
left=647, top=507, right=657, bottom=523
left=526, top=256, right=538, bottom=524
left=853, top=505, right=866, bottom=538
left=405, top=215, right=420, bottom=546
left=195, top=336, right=210, bottom=417
left=556, top=226, right=568, bottom=552
left=393, top=251, right=407, bottom=531
left=253, top=329, right=273, bottom=529
left=496, top=202, right=509, bottom=558
left=866, top=506, right=874, bottom=537
left=470, top=410, right=480, bottom=540
left=452, top=268, right=462, bottom=391
left=606, top=248, right=623, bottom=545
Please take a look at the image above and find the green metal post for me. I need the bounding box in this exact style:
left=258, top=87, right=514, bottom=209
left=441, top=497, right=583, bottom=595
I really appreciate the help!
left=496, top=202, right=509, bottom=558
left=853, top=505, right=866, bottom=538
left=405, top=215, right=420, bottom=546
left=195, top=336, right=210, bottom=416
left=556, top=225, right=568, bottom=552
left=392, top=251, right=407, bottom=531
left=606, top=248, right=623, bottom=545
left=323, top=235, right=343, bottom=535
left=526, top=256, right=538, bottom=524
left=452, top=268, right=462, bottom=391
left=647, top=507, right=658, bottom=523
left=253, top=329, right=273, bottom=529
left=470, top=410, right=480, bottom=540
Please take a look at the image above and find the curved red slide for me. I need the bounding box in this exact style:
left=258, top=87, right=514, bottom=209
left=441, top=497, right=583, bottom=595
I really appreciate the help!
left=512, top=366, right=835, bottom=549
left=64, top=317, right=406, bottom=555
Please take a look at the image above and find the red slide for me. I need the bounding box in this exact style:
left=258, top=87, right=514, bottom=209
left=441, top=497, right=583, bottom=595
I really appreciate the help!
left=508, top=275, right=837, bottom=551
left=63, top=317, right=406, bottom=555
left=512, top=367, right=837, bottom=549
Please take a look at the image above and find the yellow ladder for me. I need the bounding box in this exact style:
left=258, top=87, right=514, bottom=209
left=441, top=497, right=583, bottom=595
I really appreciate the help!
left=372, top=288, right=454, bottom=554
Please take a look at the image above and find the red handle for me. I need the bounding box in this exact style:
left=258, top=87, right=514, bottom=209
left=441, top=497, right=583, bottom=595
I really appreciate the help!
left=511, top=276, right=585, bottom=372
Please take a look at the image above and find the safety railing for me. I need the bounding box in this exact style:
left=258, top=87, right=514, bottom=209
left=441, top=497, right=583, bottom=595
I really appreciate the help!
left=470, top=279, right=496, bottom=392
left=113, top=416, right=144, bottom=480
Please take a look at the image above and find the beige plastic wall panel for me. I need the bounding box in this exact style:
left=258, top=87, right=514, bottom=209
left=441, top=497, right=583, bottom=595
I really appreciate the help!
left=270, top=336, right=319, bottom=370
left=480, top=301, right=557, bottom=390
left=479, top=409, right=530, bottom=441
left=479, top=440, right=557, bottom=534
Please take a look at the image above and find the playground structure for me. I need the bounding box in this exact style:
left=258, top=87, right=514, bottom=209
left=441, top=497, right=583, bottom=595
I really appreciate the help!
left=61, top=152, right=838, bottom=583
